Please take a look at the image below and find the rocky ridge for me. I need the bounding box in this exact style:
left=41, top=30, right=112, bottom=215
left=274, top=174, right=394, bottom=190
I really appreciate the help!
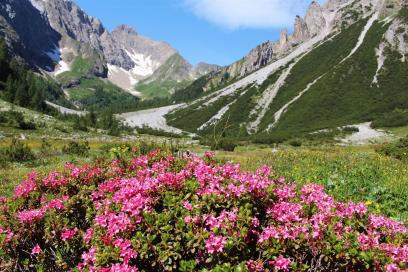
left=0, top=0, right=219, bottom=95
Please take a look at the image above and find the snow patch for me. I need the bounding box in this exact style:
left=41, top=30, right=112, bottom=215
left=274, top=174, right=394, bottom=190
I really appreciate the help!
left=125, top=50, right=155, bottom=77
left=381, top=16, right=394, bottom=26
left=119, top=104, right=185, bottom=134
left=29, top=0, right=45, bottom=13
left=267, top=74, right=325, bottom=131
left=341, top=122, right=387, bottom=144
left=107, top=64, right=141, bottom=95
left=198, top=101, right=235, bottom=131
left=54, top=60, right=70, bottom=76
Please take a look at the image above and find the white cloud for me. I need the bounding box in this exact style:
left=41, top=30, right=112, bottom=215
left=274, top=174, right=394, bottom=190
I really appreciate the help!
left=182, top=0, right=322, bottom=30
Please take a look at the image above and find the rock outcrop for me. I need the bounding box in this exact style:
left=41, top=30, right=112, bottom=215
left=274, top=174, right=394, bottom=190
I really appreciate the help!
left=305, top=1, right=327, bottom=37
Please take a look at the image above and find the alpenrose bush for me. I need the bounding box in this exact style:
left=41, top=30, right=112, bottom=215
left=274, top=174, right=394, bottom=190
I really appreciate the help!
left=0, top=150, right=407, bottom=271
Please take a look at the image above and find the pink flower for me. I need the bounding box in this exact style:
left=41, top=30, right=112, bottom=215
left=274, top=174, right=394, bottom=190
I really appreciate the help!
left=108, top=263, right=138, bottom=272
left=246, top=260, right=264, bottom=272
left=113, top=239, right=137, bottom=264
left=42, top=171, right=68, bottom=188
left=183, top=201, right=193, bottom=210
left=31, top=244, right=41, bottom=255
left=274, top=185, right=296, bottom=200
left=61, top=227, right=78, bottom=241
left=81, top=247, right=97, bottom=265
left=268, top=202, right=303, bottom=223
left=47, top=199, right=65, bottom=210
left=16, top=208, right=46, bottom=224
left=385, top=263, right=402, bottom=272
left=272, top=256, right=291, bottom=271
left=83, top=228, right=93, bottom=244
left=205, top=233, right=226, bottom=254
left=251, top=217, right=260, bottom=228
left=14, top=172, right=38, bottom=198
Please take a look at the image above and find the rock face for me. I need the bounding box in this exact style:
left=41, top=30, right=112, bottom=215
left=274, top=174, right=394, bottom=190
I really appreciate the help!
left=0, top=0, right=219, bottom=93
left=305, top=1, right=327, bottom=37
left=292, top=16, right=311, bottom=43
left=194, top=62, right=221, bottom=76
left=384, top=17, right=408, bottom=61
left=0, top=0, right=61, bottom=70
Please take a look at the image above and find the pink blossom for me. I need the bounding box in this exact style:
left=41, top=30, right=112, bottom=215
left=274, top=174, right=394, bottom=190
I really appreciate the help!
left=246, top=260, right=264, bottom=272
left=385, top=263, right=402, bottom=272
left=47, top=199, right=65, bottom=210
left=113, top=239, right=137, bottom=264
left=268, top=202, right=303, bottom=223
left=205, top=233, right=226, bottom=254
left=272, top=256, right=291, bottom=271
left=274, top=185, right=296, bottom=200
left=61, top=227, right=78, bottom=241
left=107, top=263, right=138, bottom=272
left=16, top=208, right=46, bottom=224
left=84, top=228, right=93, bottom=244
left=14, top=172, right=38, bottom=198
left=31, top=244, right=41, bottom=255
left=42, top=171, right=68, bottom=188
left=183, top=201, right=193, bottom=210
left=81, top=247, right=97, bottom=265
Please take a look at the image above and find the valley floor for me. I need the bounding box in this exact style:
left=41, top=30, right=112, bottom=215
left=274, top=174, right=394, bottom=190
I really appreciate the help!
left=1, top=133, right=407, bottom=223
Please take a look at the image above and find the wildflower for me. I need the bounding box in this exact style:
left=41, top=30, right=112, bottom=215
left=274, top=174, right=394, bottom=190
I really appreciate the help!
left=16, top=208, right=46, bottom=224
left=61, top=227, right=78, bottom=241
left=14, top=172, right=38, bottom=198
left=268, top=202, right=303, bottom=223
left=205, top=233, right=226, bottom=254
left=83, top=228, right=93, bottom=244
left=47, top=199, right=65, bottom=210
left=272, top=256, right=291, bottom=271
left=31, top=244, right=41, bottom=255
left=246, top=260, right=264, bottom=272
left=183, top=201, right=193, bottom=210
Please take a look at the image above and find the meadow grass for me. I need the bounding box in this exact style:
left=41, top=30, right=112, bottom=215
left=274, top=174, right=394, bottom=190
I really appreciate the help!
left=216, top=145, right=408, bottom=222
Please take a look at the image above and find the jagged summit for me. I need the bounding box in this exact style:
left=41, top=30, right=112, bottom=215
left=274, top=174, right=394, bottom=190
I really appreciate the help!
left=0, top=0, right=220, bottom=98
left=113, top=24, right=138, bottom=36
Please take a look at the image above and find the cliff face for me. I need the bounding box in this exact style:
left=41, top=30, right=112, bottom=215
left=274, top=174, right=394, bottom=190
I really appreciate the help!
left=0, top=0, right=219, bottom=95
left=0, top=0, right=61, bottom=70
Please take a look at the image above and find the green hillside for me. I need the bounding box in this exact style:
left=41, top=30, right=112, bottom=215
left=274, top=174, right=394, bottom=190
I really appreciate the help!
left=166, top=12, right=408, bottom=144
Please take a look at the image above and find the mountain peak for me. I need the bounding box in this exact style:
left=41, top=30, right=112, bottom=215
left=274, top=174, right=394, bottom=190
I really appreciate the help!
left=113, top=24, right=138, bottom=36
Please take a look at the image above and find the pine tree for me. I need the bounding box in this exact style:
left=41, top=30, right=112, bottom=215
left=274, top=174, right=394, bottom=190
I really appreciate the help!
left=0, top=38, right=8, bottom=82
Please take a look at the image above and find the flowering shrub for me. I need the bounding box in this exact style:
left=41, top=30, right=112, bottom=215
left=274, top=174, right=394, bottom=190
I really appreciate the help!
left=0, top=150, right=407, bottom=271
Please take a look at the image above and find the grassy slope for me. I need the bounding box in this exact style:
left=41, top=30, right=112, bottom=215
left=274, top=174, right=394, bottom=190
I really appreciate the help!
left=259, top=20, right=368, bottom=131
left=272, top=20, right=408, bottom=133
left=67, top=78, right=139, bottom=109
left=216, top=145, right=408, bottom=222
left=199, top=69, right=285, bottom=136
left=136, top=54, right=193, bottom=100
left=166, top=88, right=247, bottom=133
left=137, top=80, right=191, bottom=100
left=57, top=56, right=139, bottom=109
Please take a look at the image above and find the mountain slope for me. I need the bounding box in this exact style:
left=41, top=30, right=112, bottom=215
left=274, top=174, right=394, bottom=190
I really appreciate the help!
left=0, top=0, right=219, bottom=104
left=166, top=0, right=408, bottom=140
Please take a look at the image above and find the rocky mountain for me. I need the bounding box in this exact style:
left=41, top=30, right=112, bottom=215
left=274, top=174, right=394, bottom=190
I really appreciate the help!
left=166, top=0, right=408, bottom=140
left=0, top=0, right=219, bottom=101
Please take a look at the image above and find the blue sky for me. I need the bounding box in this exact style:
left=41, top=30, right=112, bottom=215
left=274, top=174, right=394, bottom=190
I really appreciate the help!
left=75, top=0, right=324, bottom=66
